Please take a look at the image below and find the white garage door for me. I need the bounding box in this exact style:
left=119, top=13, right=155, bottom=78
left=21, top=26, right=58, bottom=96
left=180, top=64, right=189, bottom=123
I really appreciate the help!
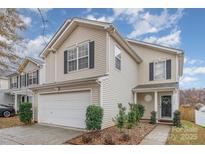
left=38, top=90, right=90, bottom=129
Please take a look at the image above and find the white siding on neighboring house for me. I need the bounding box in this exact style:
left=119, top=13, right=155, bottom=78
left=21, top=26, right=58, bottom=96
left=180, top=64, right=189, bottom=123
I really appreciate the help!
left=0, top=79, right=8, bottom=89
left=101, top=36, right=138, bottom=128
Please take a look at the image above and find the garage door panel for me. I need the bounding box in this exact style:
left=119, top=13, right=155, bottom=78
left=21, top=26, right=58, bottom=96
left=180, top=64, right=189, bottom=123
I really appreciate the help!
left=38, top=90, right=90, bottom=128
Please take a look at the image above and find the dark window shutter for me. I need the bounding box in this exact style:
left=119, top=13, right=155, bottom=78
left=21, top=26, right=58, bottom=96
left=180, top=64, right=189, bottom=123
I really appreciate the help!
left=27, top=73, right=29, bottom=86
left=89, top=41, right=95, bottom=69
left=20, top=75, right=22, bottom=88
left=24, top=74, right=26, bottom=86
left=16, top=76, right=18, bottom=88
left=166, top=59, right=171, bottom=79
left=64, top=50, right=68, bottom=74
left=37, top=70, right=39, bottom=84
left=149, top=62, right=154, bottom=81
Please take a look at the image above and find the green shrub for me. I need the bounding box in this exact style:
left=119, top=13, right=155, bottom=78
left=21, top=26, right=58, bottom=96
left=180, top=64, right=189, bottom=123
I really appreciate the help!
left=127, top=103, right=137, bottom=128
left=115, top=103, right=127, bottom=132
left=133, top=104, right=141, bottom=123
left=19, top=102, right=33, bottom=124
left=85, top=105, right=103, bottom=131
left=173, top=110, right=181, bottom=127
left=136, top=104, right=145, bottom=119
left=150, top=111, right=157, bottom=124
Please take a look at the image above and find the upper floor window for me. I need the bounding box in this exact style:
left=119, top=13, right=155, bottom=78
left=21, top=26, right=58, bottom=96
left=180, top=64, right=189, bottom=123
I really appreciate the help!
left=114, top=45, right=121, bottom=70
left=149, top=59, right=171, bottom=81
left=11, top=76, right=17, bottom=88
left=20, top=75, right=26, bottom=87
left=67, top=42, right=89, bottom=72
left=154, top=60, right=166, bottom=80
left=28, top=71, right=38, bottom=85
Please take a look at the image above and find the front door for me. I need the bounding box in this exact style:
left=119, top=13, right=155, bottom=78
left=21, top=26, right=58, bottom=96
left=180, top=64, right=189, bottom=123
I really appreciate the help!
left=161, top=95, right=172, bottom=119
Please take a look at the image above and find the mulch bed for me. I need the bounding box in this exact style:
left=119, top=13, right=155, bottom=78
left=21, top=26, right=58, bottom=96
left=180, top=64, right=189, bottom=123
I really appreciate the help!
left=65, top=122, right=157, bottom=145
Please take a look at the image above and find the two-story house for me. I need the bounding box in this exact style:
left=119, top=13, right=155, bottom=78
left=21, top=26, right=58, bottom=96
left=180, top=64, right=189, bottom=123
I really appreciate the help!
left=6, top=57, right=45, bottom=113
left=31, top=18, right=184, bottom=129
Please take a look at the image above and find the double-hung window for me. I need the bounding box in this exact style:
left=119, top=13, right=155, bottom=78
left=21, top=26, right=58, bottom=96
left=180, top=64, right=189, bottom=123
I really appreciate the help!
left=11, top=76, right=17, bottom=88
left=33, top=71, right=38, bottom=84
left=67, top=42, right=89, bottom=72
left=29, top=72, right=33, bottom=85
left=20, top=75, right=26, bottom=87
left=67, top=47, right=77, bottom=72
left=28, top=71, right=38, bottom=85
left=114, top=45, right=121, bottom=70
left=154, top=60, right=166, bottom=80
left=78, top=43, right=89, bottom=70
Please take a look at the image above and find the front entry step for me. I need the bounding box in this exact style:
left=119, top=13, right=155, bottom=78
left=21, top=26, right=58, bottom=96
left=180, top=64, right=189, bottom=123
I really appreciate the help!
left=158, top=119, right=173, bottom=125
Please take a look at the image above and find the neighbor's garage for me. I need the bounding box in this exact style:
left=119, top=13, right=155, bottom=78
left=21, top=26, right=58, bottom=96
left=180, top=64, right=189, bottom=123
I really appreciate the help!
left=38, top=90, right=91, bottom=129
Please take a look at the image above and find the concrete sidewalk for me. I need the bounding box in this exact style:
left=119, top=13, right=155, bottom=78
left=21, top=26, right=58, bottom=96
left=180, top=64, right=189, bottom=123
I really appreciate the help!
left=140, top=125, right=171, bottom=145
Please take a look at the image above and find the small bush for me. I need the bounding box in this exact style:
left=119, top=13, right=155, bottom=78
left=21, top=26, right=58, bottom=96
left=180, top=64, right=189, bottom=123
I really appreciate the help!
left=19, top=102, right=33, bottom=124
left=127, top=104, right=137, bottom=129
left=136, top=104, right=145, bottom=119
left=132, top=104, right=140, bottom=125
left=115, top=103, right=127, bottom=132
left=173, top=110, right=181, bottom=127
left=120, top=132, right=130, bottom=142
left=82, top=134, right=92, bottom=143
left=150, top=111, right=157, bottom=124
left=85, top=105, right=103, bottom=131
left=104, top=134, right=115, bottom=145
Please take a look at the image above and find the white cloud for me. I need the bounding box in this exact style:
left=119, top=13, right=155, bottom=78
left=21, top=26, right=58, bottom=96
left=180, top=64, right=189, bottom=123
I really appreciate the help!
left=184, top=57, right=203, bottom=65
left=184, top=66, right=205, bottom=75
left=84, top=9, right=184, bottom=48
left=180, top=76, right=198, bottom=84
left=86, top=15, right=114, bottom=22
left=15, top=34, right=52, bottom=58
left=127, top=9, right=184, bottom=38
left=143, top=30, right=181, bottom=47
left=19, top=15, right=32, bottom=26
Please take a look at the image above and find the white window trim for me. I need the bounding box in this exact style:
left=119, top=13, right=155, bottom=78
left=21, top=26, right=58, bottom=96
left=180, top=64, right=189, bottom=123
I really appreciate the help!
left=11, top=76, right=18, bottom=88
left=114, top=45, right=121, bottom=71
left=28, top=71, right=38, bottom=85
left=153, top=59, right=166, bottom=81
left=67, top=41, right=90, bottom=72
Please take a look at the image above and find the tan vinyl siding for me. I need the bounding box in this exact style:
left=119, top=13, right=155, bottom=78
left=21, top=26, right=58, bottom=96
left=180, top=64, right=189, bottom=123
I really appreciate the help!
left=137, top=92, right=154, bottom=119
left=33, top=83, right=100, bottom=121
left=45, top=52, right=55, bottom=83
left=101, top=36, right=138, bottom=128
left=129, top=42, right=177, bottom=85
left=45, top=25, right=107, bottom=83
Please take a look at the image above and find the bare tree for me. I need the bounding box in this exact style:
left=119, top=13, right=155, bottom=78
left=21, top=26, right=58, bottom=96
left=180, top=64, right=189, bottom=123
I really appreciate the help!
left=0, top=8, right=26, bottom=74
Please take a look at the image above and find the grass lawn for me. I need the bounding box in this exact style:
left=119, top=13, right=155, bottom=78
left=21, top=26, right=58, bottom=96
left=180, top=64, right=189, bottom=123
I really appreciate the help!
left=167, top=120, right=205, bottom=145
left=0, top=116, right=23, bottom=129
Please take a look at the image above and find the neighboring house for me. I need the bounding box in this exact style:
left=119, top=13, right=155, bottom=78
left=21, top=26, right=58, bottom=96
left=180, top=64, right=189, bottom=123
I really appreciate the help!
left=5, top=57, right=45, bottom=113
left=31, top=18, right=184, bottom=129
left=0, top=76, right=13, bottom=106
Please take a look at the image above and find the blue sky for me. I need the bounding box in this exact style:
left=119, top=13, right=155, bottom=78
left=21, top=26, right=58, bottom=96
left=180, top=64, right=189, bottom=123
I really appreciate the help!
left=17, top=8, right=205, bottom=89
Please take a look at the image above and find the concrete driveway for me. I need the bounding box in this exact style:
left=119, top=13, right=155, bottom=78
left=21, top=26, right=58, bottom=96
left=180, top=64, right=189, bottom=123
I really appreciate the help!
left=0, top=124, right=83, bottom=145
